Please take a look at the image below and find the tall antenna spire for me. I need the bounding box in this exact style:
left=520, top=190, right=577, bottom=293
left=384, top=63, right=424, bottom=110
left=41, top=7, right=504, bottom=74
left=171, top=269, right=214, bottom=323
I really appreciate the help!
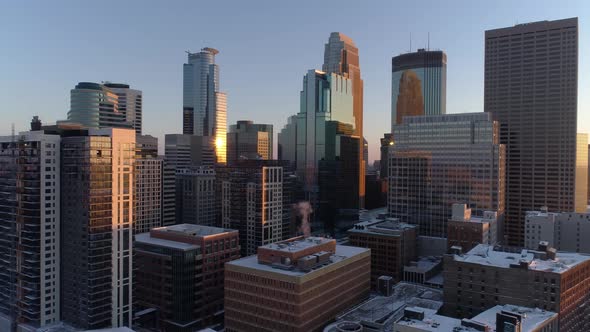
left=409, top=32, right=412, bottom=52
left=428, top=32, right=430, bottom=50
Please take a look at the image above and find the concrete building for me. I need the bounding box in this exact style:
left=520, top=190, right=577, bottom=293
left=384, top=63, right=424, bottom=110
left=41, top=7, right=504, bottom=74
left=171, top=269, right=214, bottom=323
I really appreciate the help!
left=395, top=304, right=558, bottom=332
left=484, top=18, right=585, bottom=246
left=217, top=161, right=294, bottom=256
left=388, top=113, right=505, bottom=238
left=164, top=134, right=215, bottom=169
left=525, top=209, right=590, bottom=253
left=391, top=49, right=447, bottom=130
left=134, top=135, right=162, bottom=234
left=227, top=120, right=273, bottom=164
left=135, top=224, right=240, bottom=332
left=182, top=48, right=227, bottom=164
left=176, top=167, right=216, bottom=226
left=403, top=256, right=443, bottom=288
left=443, top=243, right=590, bottom=332
left=60, top=128, right=135, bottom=329
left=103, top=83, right=142, bottom=134
left=447, top=204, right=498, bottom=253
left=224, top=236, right=370, bottom=332
left=348, top=216, right=417, bottom=288
left=323, top=282, right=443, bottom=332
left=0, top=131, right=61, bottom=331
left=67, top=82, right=131, bottom=130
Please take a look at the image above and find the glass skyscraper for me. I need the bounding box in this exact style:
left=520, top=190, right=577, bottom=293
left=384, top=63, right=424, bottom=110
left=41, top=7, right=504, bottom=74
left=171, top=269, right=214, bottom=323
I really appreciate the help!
left=391, top=49, right=447, bottom=131
left=182, top=48, right=227, bottom=164
left=388, top=113, right=505, bottom=238
left=68, top=82, right=130, bottom=129
left=103, top=83, right=143, bottom=134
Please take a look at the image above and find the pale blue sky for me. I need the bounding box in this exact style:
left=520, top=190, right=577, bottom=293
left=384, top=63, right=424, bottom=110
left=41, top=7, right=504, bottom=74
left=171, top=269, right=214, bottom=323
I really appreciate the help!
left=1, top=0, right=589, bottom=162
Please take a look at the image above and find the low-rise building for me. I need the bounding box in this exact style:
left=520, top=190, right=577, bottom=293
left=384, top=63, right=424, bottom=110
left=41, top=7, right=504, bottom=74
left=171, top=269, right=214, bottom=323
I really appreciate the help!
left=403, top=256, right=443, bottom=288
left=348, top=215, right=417, bottom=288
left=525, top=208, right=590, bottom=253
left=224, top=236, right=370, bottom=332
left=447, top=204, right=498, bottom=253
left=135, top=224, right=240, bottom=332
left=443, top=243, right=590, bottom=332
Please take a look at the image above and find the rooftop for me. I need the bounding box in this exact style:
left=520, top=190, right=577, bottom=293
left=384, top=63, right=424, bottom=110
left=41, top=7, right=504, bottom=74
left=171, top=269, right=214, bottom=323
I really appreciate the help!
left=323, top=282, right=444, bottom=332
left=453, top=244, right=590, bottom=273
left=472, top=305, right=557, bottom=332
left=262, top=236, right=334, bottom=253
left=135, top=232, right=199, bottom=251
left=395, top=307, right=472, bottom=332
left=227, top=245, right=368, bottom=277
left=404, top=256, right=443, bottom=273
left=153, top=223, right=233, bottom=237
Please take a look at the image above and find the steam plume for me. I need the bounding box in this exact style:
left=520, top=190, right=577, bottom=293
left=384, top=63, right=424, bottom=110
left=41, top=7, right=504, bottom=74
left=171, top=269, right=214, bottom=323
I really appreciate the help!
left=294, top=201, right=313, bottom=237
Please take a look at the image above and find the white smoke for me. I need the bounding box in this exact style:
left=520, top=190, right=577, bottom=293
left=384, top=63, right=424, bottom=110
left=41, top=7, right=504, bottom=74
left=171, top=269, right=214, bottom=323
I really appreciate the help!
left=294, top=201, right=313, bottom=238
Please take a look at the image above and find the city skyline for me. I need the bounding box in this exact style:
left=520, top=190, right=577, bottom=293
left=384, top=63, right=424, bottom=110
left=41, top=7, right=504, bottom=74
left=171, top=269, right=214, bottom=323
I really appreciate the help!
left=3, top=1, right=590, bottom=163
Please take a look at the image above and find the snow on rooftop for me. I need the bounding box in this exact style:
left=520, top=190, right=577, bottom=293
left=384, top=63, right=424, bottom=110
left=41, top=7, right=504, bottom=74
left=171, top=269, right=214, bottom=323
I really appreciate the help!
left=454, top=244, right=590, bottom=273
left=135, top=232, right=199, bottom=251
left=228, top=245, right=368, bottom=277
left=471, top=305, right=557, bottom=331
left=394, top=307, right=471, bottom=332
left=404, top=256, right=442, bottom=273
left=262, top=236, right=333, bottom=253
left=153, top=223, right=233, bottom=236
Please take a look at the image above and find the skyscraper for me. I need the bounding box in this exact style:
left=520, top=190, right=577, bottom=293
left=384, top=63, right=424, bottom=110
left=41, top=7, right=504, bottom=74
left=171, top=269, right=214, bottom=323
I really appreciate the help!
left=103, top=83, right=143, bottom=134
left=135, top=135, right=162, bottom=234
left=391, top=49, right=447, bottom=130
left=484, top=18, right=583, bottom=246
left=0, top=131, right=61, bottom=331
left=60, top=128, right=134, bottom=329
left=176, top=167, right=216, bottom=226
left=277, top=115, right=298, bottom=165
left=388, top=113, right=505, bottom=238
left=227, top=121, right=273, bottom=164
left=182, top=48, right=227, bottom=164
left=67, top=82, right=131, bottom=129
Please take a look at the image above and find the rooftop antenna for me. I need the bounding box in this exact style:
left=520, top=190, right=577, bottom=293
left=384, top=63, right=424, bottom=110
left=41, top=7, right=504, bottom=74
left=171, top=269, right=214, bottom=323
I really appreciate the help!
left=409, top=32, right=412, bottom=52
left=11, top=123, right=15, bottom=145
left=428, top=32, right=430, bottom=51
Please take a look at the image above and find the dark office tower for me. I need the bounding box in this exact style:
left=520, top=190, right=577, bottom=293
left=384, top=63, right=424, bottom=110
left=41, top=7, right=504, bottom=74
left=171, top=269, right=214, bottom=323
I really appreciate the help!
left=0, top=132, right=61, bottom=331
left=183, top=48, right=227, bottom=164
left=103, top=83, right=143, bottom=134
left=135, top=135, right=162, bottom=234
left=176, top=167, right=216, bottom=226
left=391, top=49, right=446, bottom=130
left=67, top=82, right=131, bottom=129
left=161, top=160, right=176, bottom=227
left=30, top=115, right=42, bottom=131
left=388, top=113, right=505, bottom=238
left=216, top=160, right=294, bottom=256
left=135, top=225, right=240, bottom=331
left=323, top=32, right=365, bottom=209
left=61, top=128, right=135, bottom=329
left=165, top=134, right=215, bottom=169
left=227, top=121, right=273, bottom=165
left=277, top=115, right=297, bottom=165
left=484, top=18, right=584, bottom=246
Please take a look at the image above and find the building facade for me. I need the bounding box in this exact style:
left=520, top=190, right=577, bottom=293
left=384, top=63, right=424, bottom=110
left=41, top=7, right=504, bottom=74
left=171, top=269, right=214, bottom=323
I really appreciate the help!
left=134, top=135, right=162, bottom=234
left=60, top=128, right=134, bottom=329
left=182, top=48, right=227, bottom=164
left=525, top=209, right=590, bottom=253
left=484, top=18, right=584, bottom=246
left=443, top=244, right=590, bottom=332
left=388, top=113, right=505, bottom=238
left=135, top=224, right=240, bottom=332
left=348, top=217, right=417, bottom=289
left=227, top=120, right=273, bottom=164
left=176, top=167, right=216, bottom=226
left=224, top=237, right=370, bottom=332
left=67, top=82, right=130, bottom=129
left=0, top=131, right=61, bottom=331
left=103, top=83, right=143, bottom=134
left=391, top=49, right=446, bottom=130
left=447, top=204, right=498, bottom=252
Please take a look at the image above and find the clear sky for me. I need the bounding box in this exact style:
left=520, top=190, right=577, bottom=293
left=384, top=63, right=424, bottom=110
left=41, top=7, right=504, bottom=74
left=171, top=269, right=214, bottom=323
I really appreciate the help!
left=1, top=0, right=589, bottom=162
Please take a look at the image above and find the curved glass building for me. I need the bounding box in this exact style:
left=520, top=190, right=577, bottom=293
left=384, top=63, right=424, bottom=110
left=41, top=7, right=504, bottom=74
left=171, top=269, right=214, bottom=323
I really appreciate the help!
left=68, top=82, right=129, bottom=129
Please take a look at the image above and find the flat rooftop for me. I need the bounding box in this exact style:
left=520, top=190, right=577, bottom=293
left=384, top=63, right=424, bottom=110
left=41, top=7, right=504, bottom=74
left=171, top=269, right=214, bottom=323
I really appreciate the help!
left=261, top=236, right=334, bottom=253
left=472, top=305, right=557, bottom=332
left=395, top=307, right=472, bottom=332
left=454, top=244, right=590, bottom=273
left=405, top=256, right=442, bottom=273
left=349, top=218, right=416, bottom=237
left=323, top=282, right=443, bottom=332
left=135, top=232, right=200, bottom=251
left=153, top=223, right=233, bottom=237
left=227, top=245, right=368, bottom=277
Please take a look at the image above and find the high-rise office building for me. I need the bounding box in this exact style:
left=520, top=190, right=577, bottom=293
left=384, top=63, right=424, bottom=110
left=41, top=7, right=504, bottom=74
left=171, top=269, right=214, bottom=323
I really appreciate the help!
left=224, top=237, right=370, bottom=332
left=161, top=159, right=176, bottom=227
left=391, top=49, right=446, bottom=130
left=176, top=167, right=216, bottom=226
left=165, top=134, right=215, bottom=168
left=67, top=82, right=131, bottom=129
left=182, top=48, right=227, bottom=164
left=227, top=121, right=273, bottom=164
left=103, top=83, right=143, bottom=134
left=388, top=113, right=505, bottom=238
left=60, top=128, right=134, bottom=329
left=484, top=18, right=584, bottom=246
left=525, top=209, right=590, bottom=253
left=217, top=160, right=294, bottom=256
left=277, top=115, right=297, bottom=166
left=0, top=131, right=61, bottom=331
left=135, top=135, right=162, bottom=234
left=135, top=224, right=240, bottom=331
left=443, top=243, right=590, bottom=332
